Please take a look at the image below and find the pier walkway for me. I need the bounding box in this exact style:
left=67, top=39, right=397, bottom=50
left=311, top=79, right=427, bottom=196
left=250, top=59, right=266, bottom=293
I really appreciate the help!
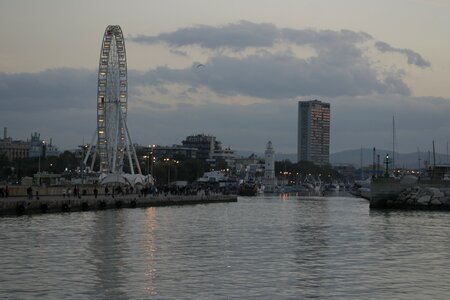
left=0, top=193, right=238, bottom=216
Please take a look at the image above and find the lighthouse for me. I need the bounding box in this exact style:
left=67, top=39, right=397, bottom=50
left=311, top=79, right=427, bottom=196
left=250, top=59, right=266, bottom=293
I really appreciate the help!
left=263, top=141, right=276, bottom=192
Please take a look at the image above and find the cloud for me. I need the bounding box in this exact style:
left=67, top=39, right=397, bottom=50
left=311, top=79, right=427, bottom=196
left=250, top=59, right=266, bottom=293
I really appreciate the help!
left=0, top=68, right=96, bottom=112
left=375, top=41, right=431, bottom=68
left=130, top=21, right=373, bottom=53
left=127, top=22, right=432, bottom=98
left=0, top=67, right=449, bottom=153
left=281, top=28, right=372, bottom=50
left=130, top=21, right=280, bottom=51
left=132, top=51, right=410, bottom=99
left=0, top=22, right=436, bottom=152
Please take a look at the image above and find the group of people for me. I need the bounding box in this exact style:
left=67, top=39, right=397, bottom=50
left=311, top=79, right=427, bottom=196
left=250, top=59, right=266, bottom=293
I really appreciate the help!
left=3, top=183, right=233, bottom=200
left=62, top=186, right=87, bottom=199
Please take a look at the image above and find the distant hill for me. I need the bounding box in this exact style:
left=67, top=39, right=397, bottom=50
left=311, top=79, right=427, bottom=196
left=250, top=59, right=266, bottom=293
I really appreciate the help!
left=331, top=148, right=448, bottom=169
left=237, top=148, right=448, bottom=169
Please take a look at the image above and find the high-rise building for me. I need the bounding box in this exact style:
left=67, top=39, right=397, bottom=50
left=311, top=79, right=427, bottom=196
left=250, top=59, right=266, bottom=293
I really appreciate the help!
left=297, top=100, right=330, bottom=165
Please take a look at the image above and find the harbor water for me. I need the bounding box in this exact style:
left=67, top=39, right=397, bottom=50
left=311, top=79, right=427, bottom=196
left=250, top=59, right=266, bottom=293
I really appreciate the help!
left=1, top=193, right=450, bottom=299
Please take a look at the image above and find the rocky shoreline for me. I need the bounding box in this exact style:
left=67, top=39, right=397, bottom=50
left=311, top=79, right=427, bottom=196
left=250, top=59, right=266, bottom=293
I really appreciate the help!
left=371, top=186, right=450, bottom=210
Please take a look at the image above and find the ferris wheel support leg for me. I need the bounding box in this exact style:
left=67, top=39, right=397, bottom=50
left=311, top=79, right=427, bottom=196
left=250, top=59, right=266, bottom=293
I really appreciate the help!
left=121, top=112, right=135, bottom=175
left=83, top=129, right=97, bottom=166
left=121, top=109, right=142, bottom=175
left=91, top=150, right=97, bottom=171
left=111, top=105, right=121, bottom=174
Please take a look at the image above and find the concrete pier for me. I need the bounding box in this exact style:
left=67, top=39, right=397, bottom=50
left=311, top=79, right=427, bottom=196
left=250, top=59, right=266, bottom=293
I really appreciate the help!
left=0, top=194, right=238, bottom=216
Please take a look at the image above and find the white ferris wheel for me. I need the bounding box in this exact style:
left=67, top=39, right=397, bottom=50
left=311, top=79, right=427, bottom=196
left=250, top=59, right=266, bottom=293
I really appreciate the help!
left=84, top=25, right=143, bottom=181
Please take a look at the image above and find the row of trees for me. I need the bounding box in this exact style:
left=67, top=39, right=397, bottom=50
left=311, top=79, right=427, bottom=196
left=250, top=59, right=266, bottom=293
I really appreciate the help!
left=0, top=150, right=342, bottom=185
left=0, top=151, right=79, bottom=184
left=0, top=151, right=212, bottom=184
left=274, top=160, right=342, bottom=183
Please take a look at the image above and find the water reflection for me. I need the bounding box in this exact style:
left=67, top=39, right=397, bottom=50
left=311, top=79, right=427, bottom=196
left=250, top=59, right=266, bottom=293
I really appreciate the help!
left=89, top=210, right=127, bottom=299
left=144, top=207, right=158, bottom=297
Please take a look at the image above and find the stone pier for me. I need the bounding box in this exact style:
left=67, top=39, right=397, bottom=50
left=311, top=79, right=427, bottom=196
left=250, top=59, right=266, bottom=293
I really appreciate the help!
left=0, top=194, right=238, bottom=216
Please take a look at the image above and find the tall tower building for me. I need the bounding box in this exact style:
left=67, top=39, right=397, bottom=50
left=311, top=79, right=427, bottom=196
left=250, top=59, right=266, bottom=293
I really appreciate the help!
left=263, top=141, right=276, bottom=190
left=297, top=100, right=330, bottom=165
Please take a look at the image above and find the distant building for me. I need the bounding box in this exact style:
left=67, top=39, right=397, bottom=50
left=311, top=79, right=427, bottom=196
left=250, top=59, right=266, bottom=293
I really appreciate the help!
left=182, top=134, right=222, bottom=160
left=29, top=132, right=60, bottom=158
left=152, top=145, right=197, bottom=160
left=211, top=147, right=239, bottom=170
left=263, top=141, right=276, bottom=189
left=297, top=100, right=330, bottom=166
left=0, top=127, right=30, bottom=160
left=234, top=154, right=264, bottom=181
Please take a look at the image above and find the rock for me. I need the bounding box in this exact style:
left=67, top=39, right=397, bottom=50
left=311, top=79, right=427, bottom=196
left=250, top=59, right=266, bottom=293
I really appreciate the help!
left=417, top=195, right=431, bottom=205
left=433, top=191, right=445, bottom=199
left=430, top=198, right=442, bottom=206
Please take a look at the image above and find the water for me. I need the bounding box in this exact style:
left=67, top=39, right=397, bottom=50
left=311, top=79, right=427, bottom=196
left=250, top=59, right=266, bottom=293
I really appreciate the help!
left=1, top=194, right=450, bottom=299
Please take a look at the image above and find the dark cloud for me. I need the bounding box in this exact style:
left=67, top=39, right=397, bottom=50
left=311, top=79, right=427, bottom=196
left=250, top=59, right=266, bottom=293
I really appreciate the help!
left=133, top=51, right=410, bottom=98
left=375, top=41, right=431, bottom=68
left=0, top=68, right=96, bottom=112
left=1, top=68, right=449, bottom=153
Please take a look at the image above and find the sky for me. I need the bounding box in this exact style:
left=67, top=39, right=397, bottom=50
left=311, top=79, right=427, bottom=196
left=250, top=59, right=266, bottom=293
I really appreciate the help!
left=1, top=0, right=450, bottom=155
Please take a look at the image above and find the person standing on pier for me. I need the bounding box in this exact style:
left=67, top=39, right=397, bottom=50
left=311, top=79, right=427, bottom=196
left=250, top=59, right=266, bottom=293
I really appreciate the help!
left=27, top=186, right=32, bottom=200
left=94, top=187, right=98, bottom=199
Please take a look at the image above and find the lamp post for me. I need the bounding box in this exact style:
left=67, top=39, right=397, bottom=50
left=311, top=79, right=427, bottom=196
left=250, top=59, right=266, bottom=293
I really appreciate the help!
left=150, top=144, right=155, bottom=177
left=164, top=158, right=179, bottom=185
left=79, top=144, right=87, bottom=188
left=384, top=154, right=390, bottom=178
left=143, top=155, right=149, bottom=175
left=164, top=158, right=170, bottom=185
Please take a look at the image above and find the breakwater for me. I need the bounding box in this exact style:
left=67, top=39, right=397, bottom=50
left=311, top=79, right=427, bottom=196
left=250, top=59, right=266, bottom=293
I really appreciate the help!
left=370, top=177, right=450, bottom=209
left=0, top=194, right=238, bottom=216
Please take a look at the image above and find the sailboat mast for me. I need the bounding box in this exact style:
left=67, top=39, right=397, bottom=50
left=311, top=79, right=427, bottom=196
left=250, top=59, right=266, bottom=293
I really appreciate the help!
left=417, top=147, right=421, bottom=171
left=392, top=115, right=396, bottom=173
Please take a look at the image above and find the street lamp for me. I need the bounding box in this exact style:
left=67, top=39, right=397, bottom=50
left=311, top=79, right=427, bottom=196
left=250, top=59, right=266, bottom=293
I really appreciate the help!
left=164, top=158, right=179, bottom=185
left=384, top=154, right=390, bottom=177
left=164, top=158, right=170, bottom=185
left=143, top=155, right=149, bottom=175
left=151, top=145, right=156, bottom=177
left=78, top=144, right=88, bottom=188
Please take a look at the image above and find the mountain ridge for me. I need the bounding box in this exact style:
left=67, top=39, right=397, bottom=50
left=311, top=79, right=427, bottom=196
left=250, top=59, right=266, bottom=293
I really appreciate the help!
left=236, top=148, right=448, bottom=168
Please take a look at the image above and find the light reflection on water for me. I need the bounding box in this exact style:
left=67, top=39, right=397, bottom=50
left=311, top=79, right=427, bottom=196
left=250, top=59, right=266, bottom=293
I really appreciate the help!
left=1, top=194, right=450, bottom=299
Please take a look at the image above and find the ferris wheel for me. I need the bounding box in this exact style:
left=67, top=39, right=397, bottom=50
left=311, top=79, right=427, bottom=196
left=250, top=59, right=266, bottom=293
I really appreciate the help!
left=84, top=25, right=142, bottom=176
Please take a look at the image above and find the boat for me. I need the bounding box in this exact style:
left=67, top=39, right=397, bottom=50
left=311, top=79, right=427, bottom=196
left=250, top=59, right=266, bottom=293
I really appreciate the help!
left=238, top=181, right=258, bottom=196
